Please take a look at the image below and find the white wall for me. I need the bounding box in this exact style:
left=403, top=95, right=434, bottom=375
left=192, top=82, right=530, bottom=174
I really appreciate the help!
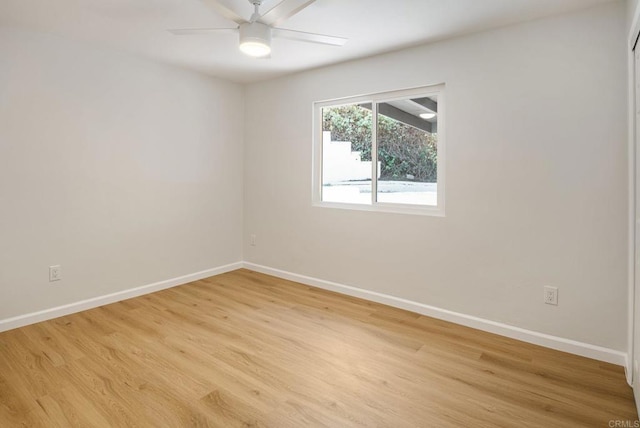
left=630, top=0, right=640, bottom=30
left=244, top=3, right=628, bottom=351
left=0, top=27, right=244, bottom=319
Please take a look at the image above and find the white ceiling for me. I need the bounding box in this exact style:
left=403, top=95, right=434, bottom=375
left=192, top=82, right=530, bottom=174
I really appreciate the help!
left=0, top=0, right=618, bottom=83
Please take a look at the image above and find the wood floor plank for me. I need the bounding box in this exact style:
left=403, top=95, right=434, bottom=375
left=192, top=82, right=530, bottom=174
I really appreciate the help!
left=0, top=268, right=636, bottom=427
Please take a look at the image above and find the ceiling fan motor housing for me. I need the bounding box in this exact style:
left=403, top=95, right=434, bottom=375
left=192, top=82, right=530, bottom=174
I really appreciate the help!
left=239, top=22, right=271, bottom=52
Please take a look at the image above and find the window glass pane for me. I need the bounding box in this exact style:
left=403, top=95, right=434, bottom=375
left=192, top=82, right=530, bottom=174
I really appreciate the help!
left=322, top=103, right=373, bottom=204
left=376, top=96, right=438, bottom=206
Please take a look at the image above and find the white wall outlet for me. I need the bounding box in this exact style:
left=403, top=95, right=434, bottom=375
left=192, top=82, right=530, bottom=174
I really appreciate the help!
left=543, top=286, right=558, bottom=305
left=250, top=234, right=256, bottom=246
left=49, top=265, right=62, bottom=282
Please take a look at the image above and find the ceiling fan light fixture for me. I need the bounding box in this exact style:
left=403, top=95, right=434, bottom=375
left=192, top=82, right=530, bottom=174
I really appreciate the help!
left=239, top=22, right=271, bottom=57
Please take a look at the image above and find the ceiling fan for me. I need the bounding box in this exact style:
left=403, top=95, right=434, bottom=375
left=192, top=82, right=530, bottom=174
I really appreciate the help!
left=169, top=0, right=348, bottom=58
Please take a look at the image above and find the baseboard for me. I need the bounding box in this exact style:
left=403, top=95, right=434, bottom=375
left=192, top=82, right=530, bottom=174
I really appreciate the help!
left=243, top=262, right=627, bottom=366
left=0, top=262, right=243, bottom=333
left=1, top=260, right=627, bottom=367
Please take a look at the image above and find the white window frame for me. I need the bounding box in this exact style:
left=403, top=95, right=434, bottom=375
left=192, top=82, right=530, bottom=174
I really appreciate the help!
left=312, top=84, right=446, bottom=216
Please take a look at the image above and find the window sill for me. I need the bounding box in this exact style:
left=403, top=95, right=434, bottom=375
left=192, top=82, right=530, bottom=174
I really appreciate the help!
left=312, top=201, right=445, bottom=217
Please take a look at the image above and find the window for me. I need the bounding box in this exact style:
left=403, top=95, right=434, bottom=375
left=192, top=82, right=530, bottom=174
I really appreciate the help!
left=313, top=85, right=445, bottom=216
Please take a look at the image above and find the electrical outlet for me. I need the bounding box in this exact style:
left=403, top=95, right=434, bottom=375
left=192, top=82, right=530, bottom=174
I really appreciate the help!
left=250, top=234, right=256, bottom=246
left=49, top=265, right=62, bottom=282
left=543, top=286, right=558, bottom=305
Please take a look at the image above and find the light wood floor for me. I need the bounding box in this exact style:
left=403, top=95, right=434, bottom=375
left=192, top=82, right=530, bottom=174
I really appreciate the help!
left=0, top=269, right=636, bottom=427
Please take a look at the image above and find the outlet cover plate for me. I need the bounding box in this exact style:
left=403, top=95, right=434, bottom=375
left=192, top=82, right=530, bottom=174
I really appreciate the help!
left=49, top=265, right=62, bottom=282
left=544, top=286, right=558, bottom=305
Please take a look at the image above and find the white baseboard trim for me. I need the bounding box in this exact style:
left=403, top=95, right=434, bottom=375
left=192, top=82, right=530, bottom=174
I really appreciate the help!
left=243, top=262, right=627, bottom=366
left=1, top=260, right=627, bottom=367
left=0, top=262, right=243, bottom=333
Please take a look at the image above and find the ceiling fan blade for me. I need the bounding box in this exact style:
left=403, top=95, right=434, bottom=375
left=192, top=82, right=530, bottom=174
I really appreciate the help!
left=259, top=0, right=316, bottom=27
left=168, top=28, right=238, bottom=36
left=200, top=0, right=246, bottom=25
left=272, top=28, right=347, bottom=46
